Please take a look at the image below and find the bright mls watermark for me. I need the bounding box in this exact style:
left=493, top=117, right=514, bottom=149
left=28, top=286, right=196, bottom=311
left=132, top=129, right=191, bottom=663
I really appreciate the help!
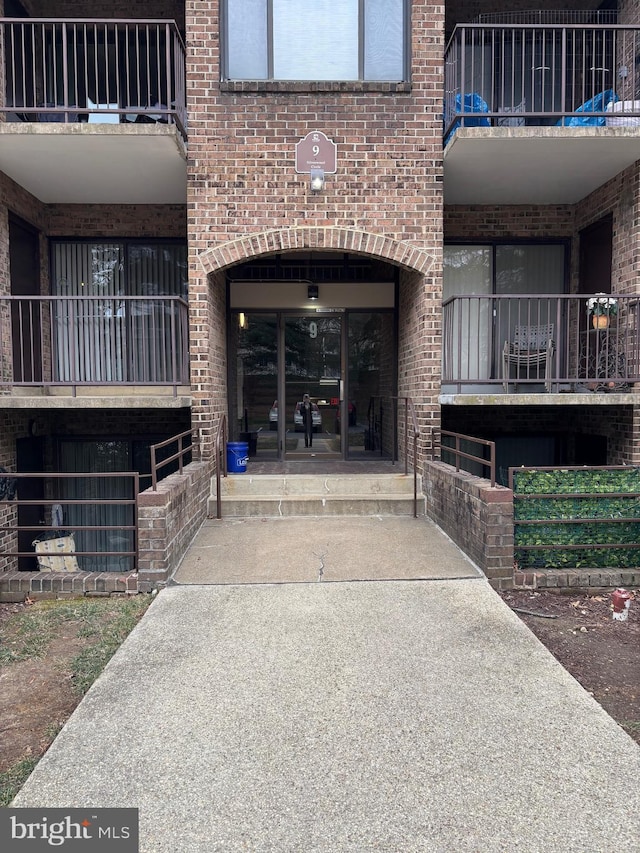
left=0, top=809, right=138, bottom=851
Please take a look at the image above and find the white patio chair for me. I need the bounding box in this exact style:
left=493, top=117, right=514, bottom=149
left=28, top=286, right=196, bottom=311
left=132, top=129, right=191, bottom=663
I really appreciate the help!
left=502, top=323, right=555, bottom=393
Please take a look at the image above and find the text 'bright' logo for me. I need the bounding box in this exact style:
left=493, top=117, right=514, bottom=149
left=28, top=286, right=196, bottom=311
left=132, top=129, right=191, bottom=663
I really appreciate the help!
left=10, top=815, right=93, bottom=846
left=2, top=808, right=139, bottom=851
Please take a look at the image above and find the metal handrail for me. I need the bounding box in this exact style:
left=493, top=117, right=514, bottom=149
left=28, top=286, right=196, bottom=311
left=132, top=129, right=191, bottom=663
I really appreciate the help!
left=0, top=471, right=139, bottom=568
left=509, top=465, right=640, bottom=567
left=150, top=429, right=201, bottom=491
left=435, top=429, right=496, bottom=488
left=0, top=17, right=187, bottom=138
left=0, top=294, right=190, bottom=394
left=442, top=293, right=640, bottom=393
left=367, top=394, right=421, bottom=516
left=393, top=396, right=420, bottom=517
left=444, top=22, right=640, bottom=136
left=214, top=414, right=228, bottom=520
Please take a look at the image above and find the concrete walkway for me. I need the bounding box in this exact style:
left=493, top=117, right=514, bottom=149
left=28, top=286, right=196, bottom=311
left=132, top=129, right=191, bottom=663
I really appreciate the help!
left=12, top=521, right=640, bottom=851
left=175, top=516, right=482, bottom=584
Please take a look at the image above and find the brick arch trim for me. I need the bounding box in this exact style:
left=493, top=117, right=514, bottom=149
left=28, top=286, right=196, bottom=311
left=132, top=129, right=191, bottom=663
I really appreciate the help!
left=198, top=227, right=434, bottom=276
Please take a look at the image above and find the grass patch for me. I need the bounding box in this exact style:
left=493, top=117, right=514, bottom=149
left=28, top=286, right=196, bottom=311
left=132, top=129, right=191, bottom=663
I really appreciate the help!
left=69, top=596, right=150, bottom=695
left=0, top=757, right=39, bottom=807
left=0, top=596, right=149, bottom=667
left=621, top=720, right=640, bottom=736
left=0, top=723, right=65, bottom=807
left=0, top=595, right=152, bottom=805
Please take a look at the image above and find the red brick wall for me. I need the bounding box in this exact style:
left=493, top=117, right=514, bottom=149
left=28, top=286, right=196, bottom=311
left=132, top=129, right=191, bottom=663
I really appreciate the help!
left=47, top=205, right=186, bottom=239
left=425, top=460, right=514, bottom=587
left=186, top=0, right=445, bottom=458
left=619, top=0, right=640, bottom=26
left=444, top=205, right=574, bottom=242
left=442, top=405, right=638, bottom=466
left=0, top=411, right=29, bottom=572
left=137, top=459, right=210, bottom=589
left=398, top=268, right=442, bottom=453
left=188, top=269, right=226, bottom=458
left=0, top=174, right=48, bottom=391
left=575, top=164, right=640, bottom=298
left=24, top=2, right=184, bottom=30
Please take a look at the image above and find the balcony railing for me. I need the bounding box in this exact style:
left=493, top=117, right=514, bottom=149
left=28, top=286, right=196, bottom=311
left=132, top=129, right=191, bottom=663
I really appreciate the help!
left=444, top=23, right=640, bottom=139
left=442, top=294, right=640, bottom=393
left=0, top=18, right=186, bottom=138
left=0, top=295, right=190, bottom=394
left=0, top=471, right=139, bottom=573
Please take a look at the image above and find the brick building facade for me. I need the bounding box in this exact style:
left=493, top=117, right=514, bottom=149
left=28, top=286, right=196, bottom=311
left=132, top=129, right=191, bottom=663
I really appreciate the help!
left=0, top=0, right=639, bottom=590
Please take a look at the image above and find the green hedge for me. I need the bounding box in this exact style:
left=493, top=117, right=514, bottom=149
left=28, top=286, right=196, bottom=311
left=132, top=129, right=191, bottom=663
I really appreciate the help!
left=513, top=468, right=640, bottom=570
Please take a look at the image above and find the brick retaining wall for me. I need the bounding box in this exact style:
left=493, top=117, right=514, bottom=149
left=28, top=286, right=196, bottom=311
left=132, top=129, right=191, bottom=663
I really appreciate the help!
left=137, top=460, right=211, bottom=590
left=424, top=460, right=514, bottom=589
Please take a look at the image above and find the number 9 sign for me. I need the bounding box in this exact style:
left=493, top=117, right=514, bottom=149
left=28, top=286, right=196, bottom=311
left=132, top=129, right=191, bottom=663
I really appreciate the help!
left=295, top=130, right=337, bottom=174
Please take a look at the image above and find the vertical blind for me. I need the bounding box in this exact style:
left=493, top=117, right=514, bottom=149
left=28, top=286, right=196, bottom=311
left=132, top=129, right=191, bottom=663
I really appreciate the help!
left=225, top=0, right=405, bottom=81
left=59, top=440, right=133, bottom=573
left=52, top=241, right=187, bottom=384
left=443, top=243, right=565, bottom=384
left=273, top=0, right=359, bottom=80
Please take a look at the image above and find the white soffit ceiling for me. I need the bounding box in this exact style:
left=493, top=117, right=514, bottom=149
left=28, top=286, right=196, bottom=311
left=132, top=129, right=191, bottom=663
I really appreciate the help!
left=444, top=128, right=640, bottom=205
left=0, top=124, right=187, bottom=204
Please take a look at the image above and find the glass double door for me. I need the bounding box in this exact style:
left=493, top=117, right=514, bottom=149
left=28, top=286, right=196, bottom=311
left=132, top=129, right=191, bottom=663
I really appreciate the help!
left=284, top=315, right=343, bottom=458
left=230, top=311, right=394, bottom=461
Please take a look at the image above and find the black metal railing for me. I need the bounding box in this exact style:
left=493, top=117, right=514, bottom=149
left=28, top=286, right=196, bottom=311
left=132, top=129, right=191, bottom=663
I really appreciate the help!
left=1, top=18, right=186, bottom=137
left=214, top=414, right=228, bottom=520
left=0, top=295, right=189, bottom=394
left=0, top=471, right=139, bottom=573
left=445, top=23, right=640, bottom=139
left=369, top=395, right=420, bottom=517
left=435, top=429, right=496, bottom=487
left=150, top=429, right=201, bottom=490
left=442, top=293, right=640, bottom=393
left=509, top=465, right=640, bottom=570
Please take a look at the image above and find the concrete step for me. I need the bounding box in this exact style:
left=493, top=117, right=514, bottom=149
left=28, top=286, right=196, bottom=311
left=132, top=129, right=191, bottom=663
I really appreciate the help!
left=209, top=474, right=424, bottom=518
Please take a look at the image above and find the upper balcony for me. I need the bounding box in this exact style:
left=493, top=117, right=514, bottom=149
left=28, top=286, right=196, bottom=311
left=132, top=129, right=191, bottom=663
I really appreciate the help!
left=0, top=18, right=187, bottom=204
left=444, top=14, right=640, bottom=205
left=0, top=294, right=191, bottom=408
left=442, top=293, right=640, bottom=404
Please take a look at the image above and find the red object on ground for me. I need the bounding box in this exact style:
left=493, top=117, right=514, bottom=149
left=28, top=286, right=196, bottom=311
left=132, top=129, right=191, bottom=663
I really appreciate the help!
left=611, top=588, right=633, bottom=620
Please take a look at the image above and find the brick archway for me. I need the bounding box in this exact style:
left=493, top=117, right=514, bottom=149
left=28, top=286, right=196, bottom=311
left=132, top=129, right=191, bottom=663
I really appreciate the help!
left=198, top=226, right=434, bottom=275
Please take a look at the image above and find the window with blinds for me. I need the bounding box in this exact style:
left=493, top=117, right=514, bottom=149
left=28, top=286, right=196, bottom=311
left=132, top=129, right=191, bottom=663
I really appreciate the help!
left=51, top=240, right=187, bottom=384
left=224, top=0, right=407, bottom=82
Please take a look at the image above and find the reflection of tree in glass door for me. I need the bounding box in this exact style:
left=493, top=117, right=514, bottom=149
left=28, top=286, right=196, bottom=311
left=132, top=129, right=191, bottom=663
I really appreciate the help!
left=285, top=316, right=341, bottom=456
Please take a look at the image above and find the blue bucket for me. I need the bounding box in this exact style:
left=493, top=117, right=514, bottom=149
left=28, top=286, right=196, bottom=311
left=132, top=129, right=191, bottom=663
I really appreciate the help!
left=227, top=441, right=248, bottom=473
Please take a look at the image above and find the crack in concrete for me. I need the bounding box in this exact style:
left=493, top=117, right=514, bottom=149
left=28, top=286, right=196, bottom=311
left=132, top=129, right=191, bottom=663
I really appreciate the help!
left=314, top=549, right=328, bottom=582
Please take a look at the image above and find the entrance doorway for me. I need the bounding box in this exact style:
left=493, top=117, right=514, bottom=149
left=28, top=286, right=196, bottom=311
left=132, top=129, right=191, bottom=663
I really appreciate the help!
left=285, top=315, right=342, bottom=458
left=228, top=309, right=395, bottom=461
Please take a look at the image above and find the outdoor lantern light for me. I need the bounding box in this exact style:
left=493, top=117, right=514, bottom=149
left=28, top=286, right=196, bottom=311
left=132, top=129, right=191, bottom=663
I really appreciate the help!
left=307, top=284, right=319, bottom=301
left=310, top=168, right=324, bottom=193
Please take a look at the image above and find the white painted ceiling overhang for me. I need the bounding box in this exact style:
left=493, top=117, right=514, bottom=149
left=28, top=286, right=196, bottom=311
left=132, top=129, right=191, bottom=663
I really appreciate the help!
left=0, top=124, right=187, bottom=204
left=444, top=127, right=640, bottom=205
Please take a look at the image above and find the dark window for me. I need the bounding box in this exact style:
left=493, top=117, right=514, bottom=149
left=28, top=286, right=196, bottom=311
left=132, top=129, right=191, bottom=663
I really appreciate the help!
left=223, top=0, right=407, bottom=82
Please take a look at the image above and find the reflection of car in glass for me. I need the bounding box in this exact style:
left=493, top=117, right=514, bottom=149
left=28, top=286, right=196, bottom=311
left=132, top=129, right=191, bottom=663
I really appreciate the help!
left=335, top=401, right=357, bottom=431
left=269, top=400, right=278, bottom=429
left=294, top=401, right=322, bottom=433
